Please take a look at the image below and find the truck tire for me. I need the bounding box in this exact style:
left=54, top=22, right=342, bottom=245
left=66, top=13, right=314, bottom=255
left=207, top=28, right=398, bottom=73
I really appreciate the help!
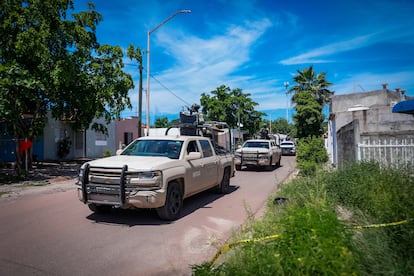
left=266, top=157, right=273, bottom=171
left=156, top=182, right=183, bottom=221
left=88, top=203, right=112, bottom=213
left=235, top=164, right=241, bottom=171
left=276, top=156, right=281, bottom=167
left=217, top=167, right=230, bottom=194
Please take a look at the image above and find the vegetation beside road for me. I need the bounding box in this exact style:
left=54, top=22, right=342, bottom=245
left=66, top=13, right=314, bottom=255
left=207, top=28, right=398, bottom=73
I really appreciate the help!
left=193, top=162, right=414, bottom=275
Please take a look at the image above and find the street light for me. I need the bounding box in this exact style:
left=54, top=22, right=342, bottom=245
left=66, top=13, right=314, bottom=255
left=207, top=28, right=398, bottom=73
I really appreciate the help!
left=284, top=81, right=290, bottom=122
left=146, top=9, right=191, bottom=135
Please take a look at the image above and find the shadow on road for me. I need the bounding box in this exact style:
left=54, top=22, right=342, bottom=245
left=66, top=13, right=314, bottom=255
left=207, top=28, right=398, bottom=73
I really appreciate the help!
left=85, top=185, right=239, bottom=226
left=237, top=164, right=283, bottom=172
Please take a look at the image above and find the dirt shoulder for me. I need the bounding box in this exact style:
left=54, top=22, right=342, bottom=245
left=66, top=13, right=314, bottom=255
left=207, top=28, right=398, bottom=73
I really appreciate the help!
left=0, top=162, right=81, bottom=201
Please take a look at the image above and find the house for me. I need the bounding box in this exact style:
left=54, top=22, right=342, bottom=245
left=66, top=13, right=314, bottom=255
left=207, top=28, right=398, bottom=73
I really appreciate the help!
left=0, top=113, right=117, bottom=163
left=327, top=84, right=414, bottom=168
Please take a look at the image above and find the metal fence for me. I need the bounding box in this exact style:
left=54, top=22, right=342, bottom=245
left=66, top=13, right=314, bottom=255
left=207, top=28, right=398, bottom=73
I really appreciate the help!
left=357, top=138, right=414, bottom=168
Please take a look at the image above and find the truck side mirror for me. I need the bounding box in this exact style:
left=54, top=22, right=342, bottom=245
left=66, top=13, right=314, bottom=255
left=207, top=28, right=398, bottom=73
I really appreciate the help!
left=187, top=152, right=201, bottom=160
left=116, top=149, right=123, bottom=155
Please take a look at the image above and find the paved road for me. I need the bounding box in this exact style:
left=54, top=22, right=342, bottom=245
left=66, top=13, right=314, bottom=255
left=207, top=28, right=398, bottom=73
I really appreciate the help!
left=0, top=156, right=296, bottom=276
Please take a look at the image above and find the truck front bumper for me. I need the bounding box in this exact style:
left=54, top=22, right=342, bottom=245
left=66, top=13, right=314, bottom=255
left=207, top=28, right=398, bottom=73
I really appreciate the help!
left=77, top=186, right=167, bottom=209
left=234, top=157, right=270, bottom=167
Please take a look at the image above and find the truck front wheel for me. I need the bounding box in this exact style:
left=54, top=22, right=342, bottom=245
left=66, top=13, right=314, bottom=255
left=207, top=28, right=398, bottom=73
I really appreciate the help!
left=88, top=203, right=112, bottom=213
left=157, top=182, right=183, bottom=221
left=217, top=168, right=230, bottom=194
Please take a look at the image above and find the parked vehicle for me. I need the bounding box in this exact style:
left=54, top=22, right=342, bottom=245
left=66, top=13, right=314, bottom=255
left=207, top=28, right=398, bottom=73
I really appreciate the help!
left=76, top=108, right=234, bottom=220
left=234, top=139, right=281, bottom=170
left=280, top=140, right=296, bottom=156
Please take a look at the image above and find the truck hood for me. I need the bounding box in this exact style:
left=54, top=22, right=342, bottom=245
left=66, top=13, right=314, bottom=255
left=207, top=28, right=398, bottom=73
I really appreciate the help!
left=84, top=155, right=178, bottom=171
left=280, top=145, right=295, bottom=148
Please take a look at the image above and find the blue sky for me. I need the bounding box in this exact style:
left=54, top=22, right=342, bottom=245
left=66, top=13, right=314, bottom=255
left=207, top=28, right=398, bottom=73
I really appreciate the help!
left=75, top=0, right=414, bottom=123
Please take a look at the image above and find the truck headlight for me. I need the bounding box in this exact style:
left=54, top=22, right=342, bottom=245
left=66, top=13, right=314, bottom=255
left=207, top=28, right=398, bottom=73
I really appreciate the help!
left=77, top=167, right=86, bottom=186
left=258, top=153, right=269, bottom=159
left=126, top=171, right=163, bottom=188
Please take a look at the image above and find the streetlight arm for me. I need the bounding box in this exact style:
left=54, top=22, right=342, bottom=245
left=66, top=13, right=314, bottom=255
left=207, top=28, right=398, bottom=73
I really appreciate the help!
left=149, top=10, right=191, bottom=35
left=145, top=9, right=191, bottom=136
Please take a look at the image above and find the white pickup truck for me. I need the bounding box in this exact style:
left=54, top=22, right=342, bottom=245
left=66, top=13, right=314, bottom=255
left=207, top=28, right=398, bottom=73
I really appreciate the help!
left=234, top=139, right=281, bottom=170
left=76, top=134, right=234, bottom=220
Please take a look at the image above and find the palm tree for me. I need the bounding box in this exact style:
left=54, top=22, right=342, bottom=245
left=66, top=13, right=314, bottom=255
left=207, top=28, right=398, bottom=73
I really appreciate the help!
left=288, top=65, right=333, bottom=105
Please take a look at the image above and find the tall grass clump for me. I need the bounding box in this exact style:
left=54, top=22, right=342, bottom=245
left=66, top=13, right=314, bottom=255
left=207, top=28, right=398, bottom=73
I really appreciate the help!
left=193, top=173, right=359, bottom=275
left=325, top=162, right=414, bottom=274
left=193, top=162, right=414, bottom=275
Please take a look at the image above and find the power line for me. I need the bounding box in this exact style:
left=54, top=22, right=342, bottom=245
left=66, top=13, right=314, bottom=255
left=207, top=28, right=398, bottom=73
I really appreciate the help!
left=149, top=73, right=192, bottom=107
left=125, top=63, right=192, bottom=108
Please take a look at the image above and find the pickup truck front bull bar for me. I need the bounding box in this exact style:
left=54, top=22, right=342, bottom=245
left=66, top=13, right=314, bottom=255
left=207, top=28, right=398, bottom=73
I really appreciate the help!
left=81, top=163, right=128, bottom=206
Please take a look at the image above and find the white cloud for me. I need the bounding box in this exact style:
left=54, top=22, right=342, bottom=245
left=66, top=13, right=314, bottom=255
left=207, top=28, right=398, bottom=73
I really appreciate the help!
left=144, top=18, right=273, bottom=115
left=279, top=33, right=376, bottom=65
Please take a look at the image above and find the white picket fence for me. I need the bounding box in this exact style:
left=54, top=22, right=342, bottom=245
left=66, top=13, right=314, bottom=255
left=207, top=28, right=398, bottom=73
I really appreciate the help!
left=357, top=138, right=414, bottom=167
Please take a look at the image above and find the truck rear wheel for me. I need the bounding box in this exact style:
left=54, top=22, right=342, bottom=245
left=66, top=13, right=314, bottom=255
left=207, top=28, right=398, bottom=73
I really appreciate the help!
left=156, top=182, right=183, bottom=221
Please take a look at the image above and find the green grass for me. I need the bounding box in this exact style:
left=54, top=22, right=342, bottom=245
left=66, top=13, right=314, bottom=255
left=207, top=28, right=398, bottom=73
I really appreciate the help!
left=193, top=162, right=414, bottom=275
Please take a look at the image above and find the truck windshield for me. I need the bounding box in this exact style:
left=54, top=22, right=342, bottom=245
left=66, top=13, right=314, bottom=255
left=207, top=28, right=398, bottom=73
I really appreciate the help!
left=121, top=140, right=183, bottom=159
left=243, top=142, right=269, bottom=149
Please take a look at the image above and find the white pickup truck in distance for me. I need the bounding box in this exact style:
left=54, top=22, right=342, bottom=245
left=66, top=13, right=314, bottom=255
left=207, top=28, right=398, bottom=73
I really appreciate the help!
left=234, top=139, right=281, bottom=171
left=76, top=135, right=234, bottom=220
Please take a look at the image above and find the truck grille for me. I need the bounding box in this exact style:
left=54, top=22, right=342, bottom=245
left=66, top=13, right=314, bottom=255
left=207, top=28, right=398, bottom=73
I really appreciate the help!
left=89, top=168, right=124, bottom=185
left=242, top=152, right=259, bottom=161
left=80, top=164, right=127, bottom=206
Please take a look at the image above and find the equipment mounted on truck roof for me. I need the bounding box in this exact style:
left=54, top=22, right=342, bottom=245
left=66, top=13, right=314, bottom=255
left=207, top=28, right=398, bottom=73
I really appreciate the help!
left=165, top=104, right=233, bottom=154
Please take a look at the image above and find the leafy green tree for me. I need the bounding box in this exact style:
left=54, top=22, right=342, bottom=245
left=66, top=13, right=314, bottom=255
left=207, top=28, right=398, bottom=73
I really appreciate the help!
left=154, top=117, right=169, bottom=128
left=0, top=1, right=134, bottom=170
left=271, top=118, right=296, bottom=137
left=200, top=85, right=265, bottom=136
left=293, top=90, right=324, bottom=138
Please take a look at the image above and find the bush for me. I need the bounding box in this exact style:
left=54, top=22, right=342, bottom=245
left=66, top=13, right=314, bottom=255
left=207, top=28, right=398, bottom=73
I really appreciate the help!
left=296, top=136, right=328, bottom=176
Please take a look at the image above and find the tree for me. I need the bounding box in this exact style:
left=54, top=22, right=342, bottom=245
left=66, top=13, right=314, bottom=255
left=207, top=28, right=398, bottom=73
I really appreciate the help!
left=200, top=85, right=265, bottom=136
left=288, top=66, right=333, bottom=138
left=288, top=65, right=333, bottom=106
left=154, top=117, right=169, bottom=128
left=293, top=90, right=324, bottom=138
left=271, top=118, right=296, bottom=137
left=288, top=66, right=332, bottom=175
left=0, top=1, right=134, bottom=171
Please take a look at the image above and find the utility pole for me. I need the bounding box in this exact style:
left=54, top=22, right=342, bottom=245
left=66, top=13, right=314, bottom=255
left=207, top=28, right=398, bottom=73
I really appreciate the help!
left=284, top=81, right=290, bottom=122
left=138, top=62, right=143, bottom=137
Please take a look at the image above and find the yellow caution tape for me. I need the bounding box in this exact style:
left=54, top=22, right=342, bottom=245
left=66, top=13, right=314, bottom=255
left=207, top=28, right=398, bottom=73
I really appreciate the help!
left=350, top=218, right=411, bottom=229
left=209, top=234, right=281, bottom=267
left=209, top=219, right=411, bottom=268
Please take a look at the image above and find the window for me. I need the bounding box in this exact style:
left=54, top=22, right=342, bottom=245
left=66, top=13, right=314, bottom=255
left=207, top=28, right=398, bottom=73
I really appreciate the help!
left=124, top=132, right=133, bottom=146
left=199, top=140, right=213, bottom=157
left=187, top=140, right=199, bottom=154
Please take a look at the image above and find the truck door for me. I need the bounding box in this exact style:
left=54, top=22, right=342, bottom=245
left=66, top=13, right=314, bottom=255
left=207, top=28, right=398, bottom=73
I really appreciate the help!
left=185, top=140, right=204, bottom=195
left=199, top=139, right=219, bottom=188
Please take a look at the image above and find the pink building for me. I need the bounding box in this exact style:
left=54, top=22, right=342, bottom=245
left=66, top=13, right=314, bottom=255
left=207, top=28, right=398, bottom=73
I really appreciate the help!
left=115, top=117, right=145, bottom=149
